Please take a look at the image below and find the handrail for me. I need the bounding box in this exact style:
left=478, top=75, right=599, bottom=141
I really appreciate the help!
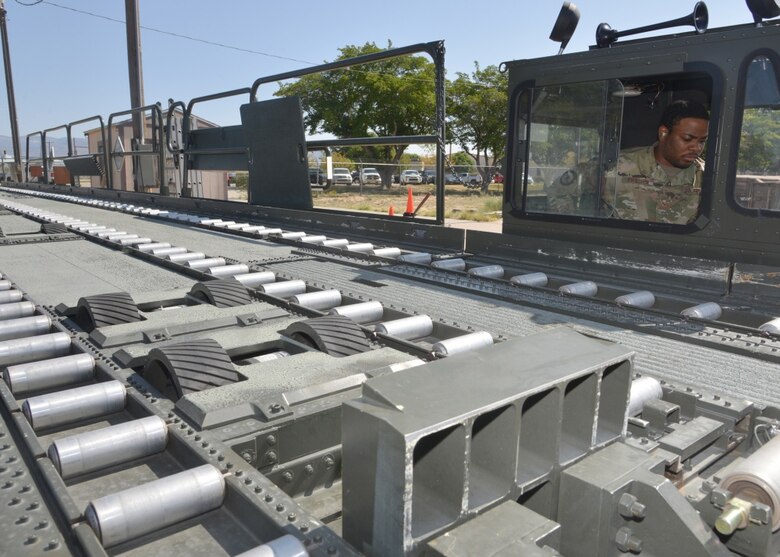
left=107, top=104, right=165, bottom=192
left=24, top=131, right=43, bottom=183
left=248, top=40, right=447, bottom=223
left=165, top=100, right=186, bottom=154
left=41, top=124, right=68, bottom=185
left=181, top=88, right=251, bottom=197
left=68, top=115, right=108, bottom=187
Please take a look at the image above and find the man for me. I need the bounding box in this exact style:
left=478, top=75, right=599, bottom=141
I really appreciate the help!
left=547, top=99, right=710, bottom=224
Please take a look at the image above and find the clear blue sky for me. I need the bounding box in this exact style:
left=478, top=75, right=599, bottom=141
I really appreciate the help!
left=0, top=0, right=753, bottom=141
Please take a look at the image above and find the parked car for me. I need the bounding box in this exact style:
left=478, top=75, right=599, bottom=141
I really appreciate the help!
left=360, top=167, right=382, bottom=185
left=444, top=173, right=461, bottom=184
left=333, top=167, right=353, bottom=185
left=420, top=170, right=436, bottom=184
left=309, top=168, right=326, bottom=186
left=459, top=172, right=483, bottom=187
left=400, top=170, right=422, bottom=185
left=491, top=172, right=504, bottom=184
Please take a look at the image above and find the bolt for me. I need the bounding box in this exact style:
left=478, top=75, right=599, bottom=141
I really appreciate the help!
left=269, top=403, right=283, bottom=414
left=241, top=451, right=253, bottom=463
left=266, top=451, right=278, bottom=465
left=282, top=471, right=294, bottom=483
left=45, top=540, right=59, bottom=551
left=323, top=455, right=335, bottom=469
left=304, top=464, right=314, bottom=476
left=615, top=527, right=642, bottom=553
left=288, top=512, right=297, bottom=522
left=618, top=493, right=646, bottom=520
left=276, top=504, right=285, bottom=512
left=266, top=435, right=277, bottom=446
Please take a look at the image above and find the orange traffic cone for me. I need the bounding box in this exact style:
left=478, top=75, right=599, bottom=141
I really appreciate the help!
left=388, top=206, right=395, bottom=216
left=403, top=187, right=414, bottom=216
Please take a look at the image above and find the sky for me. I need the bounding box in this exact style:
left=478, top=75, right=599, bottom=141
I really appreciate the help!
left=0, top=0, right=757, bottom=143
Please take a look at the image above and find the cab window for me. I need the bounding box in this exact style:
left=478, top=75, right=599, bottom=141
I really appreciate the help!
left=514, top=73, right=712, bottom=226
left=735, top=55, right=780, bottom=211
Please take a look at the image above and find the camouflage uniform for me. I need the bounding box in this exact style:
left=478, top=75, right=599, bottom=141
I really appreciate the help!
left=603, top=145, right=703, bottom=224
left=546, top=144, right=704, bottom=224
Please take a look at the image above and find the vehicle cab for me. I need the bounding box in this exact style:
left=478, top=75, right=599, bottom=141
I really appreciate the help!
left=500, top=3, right=780, bottom=276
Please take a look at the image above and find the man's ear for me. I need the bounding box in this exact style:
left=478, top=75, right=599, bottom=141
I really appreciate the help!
left=659, top=125, right=670, bottom=139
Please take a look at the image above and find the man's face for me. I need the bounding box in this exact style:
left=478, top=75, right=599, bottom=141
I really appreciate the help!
left=656, top=117, right=709, bottom=169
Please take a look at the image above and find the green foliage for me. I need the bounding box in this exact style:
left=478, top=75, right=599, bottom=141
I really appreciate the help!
left=447, top=64, right=508, bottom=190
left=235, top=172, right=248, bottom=190
left=275, top=42, right=436, bottom=187
left=738, top=108, right=780, bottom=174
left=449, top=151, right=475, bottom=171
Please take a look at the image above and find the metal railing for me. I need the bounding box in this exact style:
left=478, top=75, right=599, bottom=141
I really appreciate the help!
left=107, top=104, right=165, bottom=193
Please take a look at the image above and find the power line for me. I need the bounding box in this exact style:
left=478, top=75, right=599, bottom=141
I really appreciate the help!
left=18, top=0, right=317, bottom=65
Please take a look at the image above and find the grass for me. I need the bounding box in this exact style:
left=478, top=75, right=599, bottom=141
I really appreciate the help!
left=228, top=182, right=506, bottom=221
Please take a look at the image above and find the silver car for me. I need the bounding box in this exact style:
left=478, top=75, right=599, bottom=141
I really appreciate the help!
left=400, top=170, right=422, bottom=185
left=332, top=168, right=353, bottom=185
left=360, top=168, right=382, bottom=185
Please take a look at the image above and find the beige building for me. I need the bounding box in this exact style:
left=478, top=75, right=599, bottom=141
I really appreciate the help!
left=84, top=110, right=228, bottom=200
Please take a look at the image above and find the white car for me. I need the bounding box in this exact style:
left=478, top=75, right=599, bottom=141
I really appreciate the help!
left=360, top=168, right=382, bottom=185
left=332, top=168, right=353, bottom=185
left=400, top=170, right=422, bottom=185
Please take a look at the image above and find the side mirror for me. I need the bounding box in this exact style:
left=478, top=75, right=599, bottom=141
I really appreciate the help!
left=549, top=1, right=581, bottom=55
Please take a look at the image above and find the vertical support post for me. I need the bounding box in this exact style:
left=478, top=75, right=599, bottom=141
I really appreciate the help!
left=125, top=0, right=144, bottom=192
left=432, top=41, right=446, bottom=226
left=0, top=0, right=22, bottom=182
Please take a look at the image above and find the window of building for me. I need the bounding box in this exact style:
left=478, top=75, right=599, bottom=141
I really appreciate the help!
left=735, top=55, right=780, bottom=211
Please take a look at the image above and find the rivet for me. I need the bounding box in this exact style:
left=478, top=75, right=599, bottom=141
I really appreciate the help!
left=288, top=512, right=296, bottom=522
left=265, top=494, right=273, bottom=503
left=276, top=504, right=285, bottom=512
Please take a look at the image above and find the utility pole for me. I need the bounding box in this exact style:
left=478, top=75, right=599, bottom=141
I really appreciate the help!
left=0, top=0, right=22, bottom=182
left=125, top=0, right=144, bottom=191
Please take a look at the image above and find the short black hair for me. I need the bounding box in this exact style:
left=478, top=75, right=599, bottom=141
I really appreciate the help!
left=658, top=99, right=710, bottom=131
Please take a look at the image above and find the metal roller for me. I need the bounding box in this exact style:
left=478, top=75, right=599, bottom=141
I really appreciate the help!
left=0, top=331, right=71, bottom=367
left=321, top=238, right=349, bottom=248
left=0, top=302, right=35, bottom=321
left=212, top=221, right=236, bottom=228
left=560, top=281, right=598, bottom=296
left=627, top=376, right=663, bottom=416
left=246, top=351, right=291, bottom=363
left=226, top=223, right=250, bottom=230
left=0, top=279, right=11, bottom=290
left=199, top=218, right=222, bottom=225
left=616, top=290, right=656, bottom=309
left=186, top=257, right=226, bottom=270
left=375, top=315, right=433, bottom=340
left=242, top=225, right=266, bottom=232
left=759, top=318, right=780, bottom=335
left=152, top=246, right=187, bottom=256
left=467, top=265, right=505, bottom=279
left=510, top=272, right=548, bottom=287
left=209, top=264, right=250, bottom=277
left=4, top=353, right=95, bottom=395
left=718, top=434, right=780, bottom=532
left=0, top=289, right=24, bottom=304
left=398, top=252, right=432, bottom=265
left=85, top=464, right=225, bottom=547
left=255, top=228, right=283, bottom=236
left=93, top=229, right=118, bottom=237
left=23, top=380, right=126, bottom=430
left=235, top=534, right=308, bottom=557
left=300, top=235, right=327, bottom=244
left=137, top=242, right=172, bottom=252
left=431, top=331, right=494, bottom=357
left=280, top=231, right=306, bottom=240
left=0, top=314, right=51, bottom=341
left=259, top=280, right=307, bottom=298
left=118, top=237, right=151, bottom=246
left=681, top=302, right=722, bottom=320
left=290, top=290, right=342, bottom=310
left=234, top=272, right=276, bottom=288
left=107, top=233, right=136, bottom=241
left=49, top=415, right=168, bottom=479
left=168, top=252, right=206, bottom=263
left=372, top=247, right=402, bottom=258
left=329, top=301, right=385, bottom=323
left=431, top=258, right=466, bottom=271
left=345, top=243, right=374, bottom=253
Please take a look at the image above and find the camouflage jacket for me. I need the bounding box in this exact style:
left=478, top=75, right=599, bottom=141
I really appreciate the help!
left=604, top=145, right=703, bottom=224
left=546, top=144, right=703, bottom=224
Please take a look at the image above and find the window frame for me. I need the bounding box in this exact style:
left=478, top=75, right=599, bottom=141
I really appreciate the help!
left=506, top=64, right=721, bottom=233
left=727, top=48, right=780, bottom=218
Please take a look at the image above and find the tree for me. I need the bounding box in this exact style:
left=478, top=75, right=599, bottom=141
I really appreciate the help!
left=275, top=42, right=435, bottom=188
left=447, top=64, right=508, bottom=191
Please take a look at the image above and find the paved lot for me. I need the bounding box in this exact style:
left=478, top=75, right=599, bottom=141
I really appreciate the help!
left=445, top=218, right=502, bottom=233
